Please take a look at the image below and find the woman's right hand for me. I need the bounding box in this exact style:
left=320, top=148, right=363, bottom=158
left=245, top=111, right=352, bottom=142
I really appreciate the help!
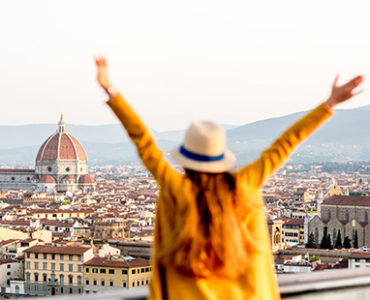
left=95, top=55, right=117, bottom=97
left=325, top=75, right=364, bottom=108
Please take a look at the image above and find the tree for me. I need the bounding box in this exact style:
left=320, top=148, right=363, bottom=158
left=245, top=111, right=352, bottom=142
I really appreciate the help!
left=320, top=226, right=330, bottom=249
left=327, top=234, right=333, bottom=249
left=306, top=232, right=316, bottom=248
left=335, top=230, right=343, bottom=249
left=344, top=236, right=351, bottom=248
left=353, top=230, right=358, bottom=248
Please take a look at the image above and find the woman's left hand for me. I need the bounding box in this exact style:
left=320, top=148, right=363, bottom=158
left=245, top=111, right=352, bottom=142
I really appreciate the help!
left=95, top=55, right=116, bottom=95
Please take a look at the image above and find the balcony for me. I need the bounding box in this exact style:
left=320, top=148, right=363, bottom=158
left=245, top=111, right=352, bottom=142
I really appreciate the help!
left=29, top=268, right=370, bottom=299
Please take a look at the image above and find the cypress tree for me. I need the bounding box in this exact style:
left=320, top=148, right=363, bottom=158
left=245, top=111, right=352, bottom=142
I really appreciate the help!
left=353, top=230, right=358, bottom=248
left=320, top=226, right=328, bottom=249
left=327, top=234, right=332, bottom=249
left=306, top=232, right=316, bottom=248
left=335, top=230, right=342, bottom=249
left=344, top=236, right=351, bottom=248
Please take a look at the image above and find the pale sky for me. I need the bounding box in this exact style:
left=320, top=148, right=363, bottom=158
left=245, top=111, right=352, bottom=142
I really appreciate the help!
left=1, top=0, right=369, bottom=131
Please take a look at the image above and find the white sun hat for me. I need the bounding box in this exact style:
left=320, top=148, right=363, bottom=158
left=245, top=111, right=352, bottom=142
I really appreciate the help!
left=170, top=121, right=236, bottom=173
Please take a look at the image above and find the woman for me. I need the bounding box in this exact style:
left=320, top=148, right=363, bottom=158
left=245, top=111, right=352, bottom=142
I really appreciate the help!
left=95, top=56, right=362, bottom=299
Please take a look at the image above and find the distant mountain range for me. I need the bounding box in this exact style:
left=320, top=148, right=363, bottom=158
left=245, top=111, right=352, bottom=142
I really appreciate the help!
left=1, top=105, right=370, bottom=166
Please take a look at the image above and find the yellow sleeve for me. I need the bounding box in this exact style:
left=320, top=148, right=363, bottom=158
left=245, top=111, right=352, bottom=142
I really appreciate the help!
left=237, top=103, right=333, bottom=187
left=106, top=93, right=182, bottom=188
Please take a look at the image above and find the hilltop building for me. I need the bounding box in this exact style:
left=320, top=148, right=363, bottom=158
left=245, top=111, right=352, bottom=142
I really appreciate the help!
left=0, top=115, right=95, bottom=194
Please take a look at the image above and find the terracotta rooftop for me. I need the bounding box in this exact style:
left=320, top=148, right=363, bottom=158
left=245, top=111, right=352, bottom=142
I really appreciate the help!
left=24, top=245, right=91, bottom=255
left=323, top=195, right=370, bottom=207
left=349, top=252, right=370, bottom=259
left=84, top=256, right=151, bottom=268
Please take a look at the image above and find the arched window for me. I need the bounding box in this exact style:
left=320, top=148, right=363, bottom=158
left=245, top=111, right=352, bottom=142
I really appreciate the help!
left=365, top=212, right=368, bottom=222
left=77, top=276, right=82, bottom=285
left=346, top=211, right=349, bottom=222
left=59, top=274, right=64, bottom=285
left=333, top=229, right=337, bottom=245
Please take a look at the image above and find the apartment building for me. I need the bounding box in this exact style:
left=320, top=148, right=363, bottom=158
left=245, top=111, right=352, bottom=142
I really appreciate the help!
left=24, top=245, right=93, bottom=296
left=83, top=256, right=151, bottom=293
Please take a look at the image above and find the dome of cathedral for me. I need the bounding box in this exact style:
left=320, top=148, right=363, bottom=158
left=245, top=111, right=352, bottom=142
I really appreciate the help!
left=79, top=174, right=95, bottom=184
left=39, top=175, right=56, bottom=184
left=36, top=115, right=87, bottom=162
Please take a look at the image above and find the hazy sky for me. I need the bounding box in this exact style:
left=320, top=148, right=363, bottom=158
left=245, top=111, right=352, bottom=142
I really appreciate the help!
left=1, top=0, right=370, bottom=131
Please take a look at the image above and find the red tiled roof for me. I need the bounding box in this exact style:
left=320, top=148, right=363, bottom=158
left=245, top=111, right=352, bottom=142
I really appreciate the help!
left=24, top=245, right=91, bottom=255
left=84, top=256, right=151, bottom=268
left=349, top=252, right=370, bottom=259
left=79, top=174, right=95, bottom=184
left=36, top=124, right=87, bottom=162
left=39, top=175, right=56, bottom=184
left=0, top=169, right=34, bottom=173
left=323, top=195, right=370, bottom=207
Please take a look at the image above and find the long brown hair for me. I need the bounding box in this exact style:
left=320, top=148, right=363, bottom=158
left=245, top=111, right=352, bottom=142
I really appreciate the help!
left=163, top=169, right=252, bottom=279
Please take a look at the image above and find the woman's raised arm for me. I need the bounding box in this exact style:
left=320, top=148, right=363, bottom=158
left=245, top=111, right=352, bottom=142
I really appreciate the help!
left=237, top=75, right=363, bottom=187
left=95, top=56, right=182, bottom=187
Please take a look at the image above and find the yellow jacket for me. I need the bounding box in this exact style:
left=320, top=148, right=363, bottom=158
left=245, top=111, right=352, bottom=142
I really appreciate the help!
left=107, top=94, right=333, bottom=300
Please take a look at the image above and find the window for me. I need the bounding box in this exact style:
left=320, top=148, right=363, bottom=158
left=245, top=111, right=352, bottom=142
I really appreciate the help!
left=60, top=275, right=64, bottom=285
left=51, top=274, right=55, bottom=283
left=110, top=279, right=114, bottom=287
left=78, top=256, right=81, bottom=262
left=60, top=254, right=64, bottom=260
left=43, top=262, right=47, bottom=270
left=27, top=253, right=30, bottom=258
left=78, top=265, right=82, bottom=272
left=77, top=276, right=82, bottom=285
left=69, top=264, right=73, bottom=272
left=141, top=268, right=145, bottom=273
left=93, top=279, right=97, bottom=286
left=137, top=280, right=140, bottom=286
left=43, top=274, right=47, bottom=282
left=132, top=282, right=135, bottom=287
left=86, top=279, right=90, bottom=285
left=333, top=229, right=337, bottom=245
left=69, top=275, right=73, bottom=285
left=109, top=269, right=115, bottom=274
left=92, top=268, right=98, bottom=273
left=60, top=263, right=64, bottom=271
left=35, top=253, right=38, bottom=259
left=122, top=269, right=127, bottom=275
left=26, top=273, right=30, bottom=281
left=43, top=253, right=47, bottom=259
left=69, top=288, right=72, bottom=294
left=26, top=262, right=30, bottom=269
left=34, top=262, right=39, bottom=270
left=100, top=268, right=106, bottom=274
left=132, top=269, right=136, bottom=274
left=34, top=273, right=39, bottom=282
left=51, top=263, right=55, bottom=271
left=123, top=280, right=127, bottom=288
left=86, top=268, right=89, bottom=273
left=52, top=254, right=55, bottom=260
left=69, top=255, right=73, bottom=261
left=101, top=279, right=105, bottom=286
left=145, top=267, right=149, bottom=272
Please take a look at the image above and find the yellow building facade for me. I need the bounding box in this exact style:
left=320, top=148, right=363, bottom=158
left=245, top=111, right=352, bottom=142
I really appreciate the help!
left=83, top=256, right=152, bottom=293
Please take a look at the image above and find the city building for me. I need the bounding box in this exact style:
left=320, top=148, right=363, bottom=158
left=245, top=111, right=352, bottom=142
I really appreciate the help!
left=0, top=115, right=96, bottom=193
left=348, top=252, right=370, bottom=269
left=24, top=245, right=93, bottom=296
left=309, top=195, right=370, bottom=248
left=83, top=256, right=152, bottom=293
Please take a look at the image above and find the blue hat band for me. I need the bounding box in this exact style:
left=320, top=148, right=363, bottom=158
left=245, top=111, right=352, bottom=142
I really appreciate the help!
left=179, top=145, right=225, bottom=162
